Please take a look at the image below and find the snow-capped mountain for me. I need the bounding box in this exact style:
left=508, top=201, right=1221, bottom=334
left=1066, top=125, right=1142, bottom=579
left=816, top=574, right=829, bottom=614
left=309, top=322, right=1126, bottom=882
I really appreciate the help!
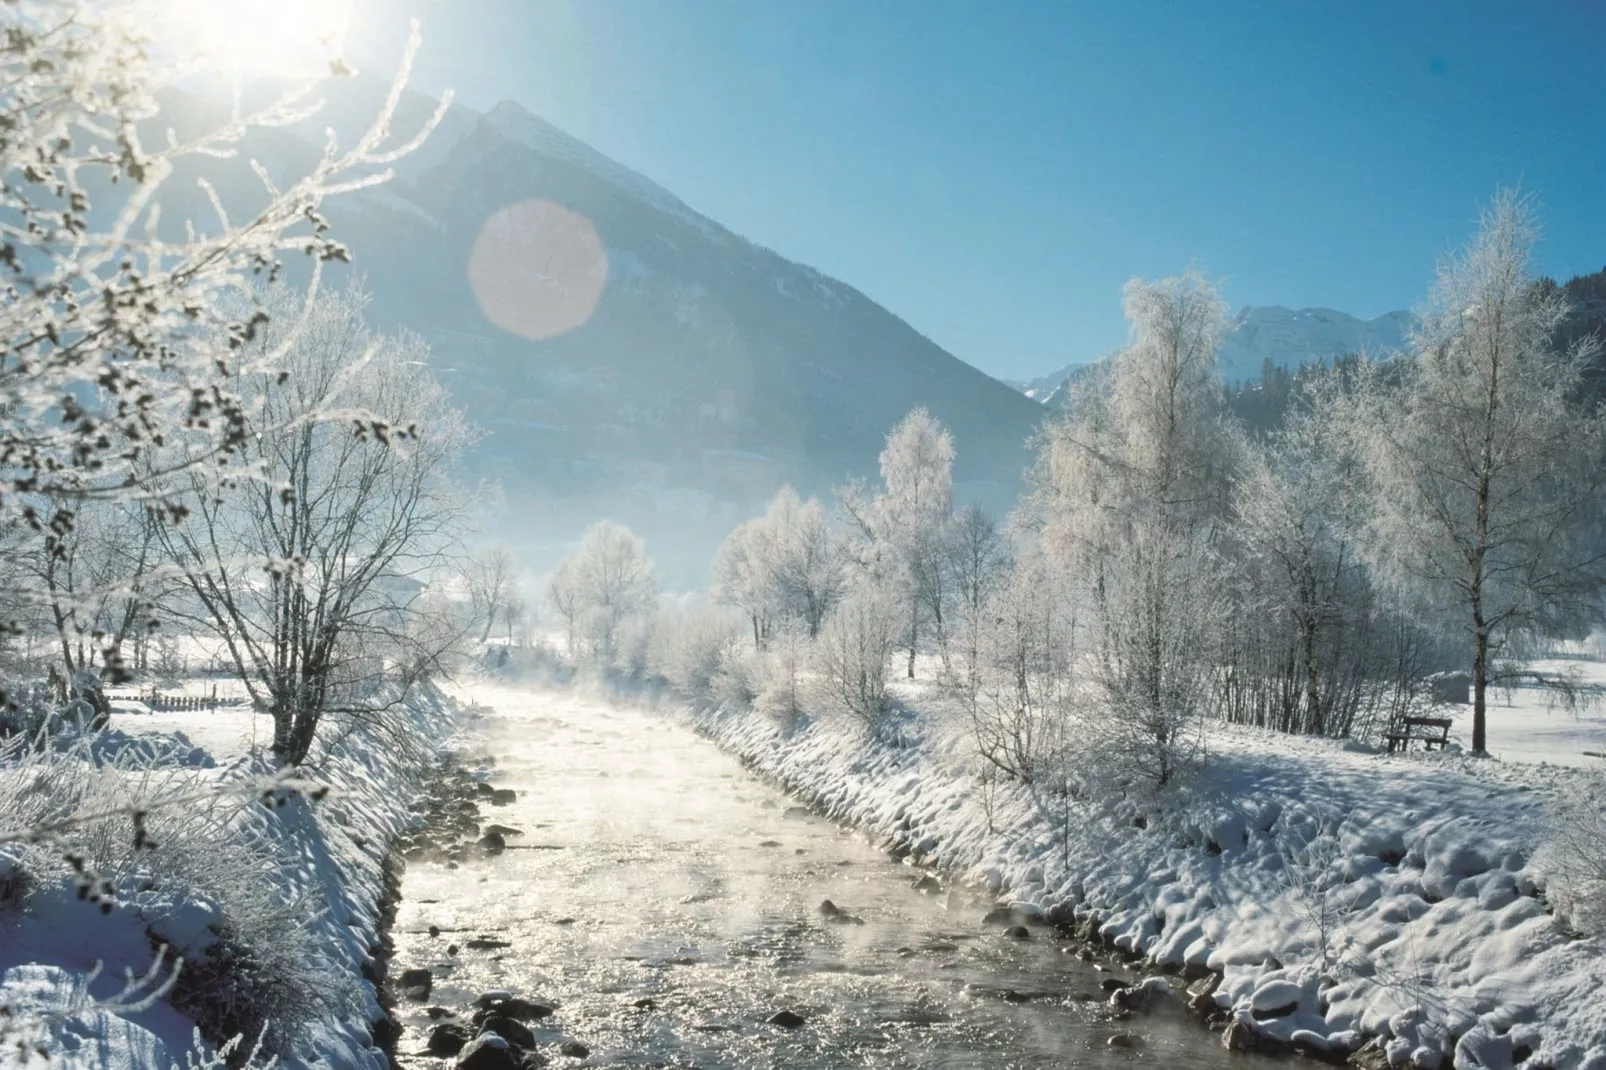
left=1015, top=305, right=1413, bottom=406
left=1214, top=305, right=1412, bottom=382
left=246, top=80, right=1047, bottom=581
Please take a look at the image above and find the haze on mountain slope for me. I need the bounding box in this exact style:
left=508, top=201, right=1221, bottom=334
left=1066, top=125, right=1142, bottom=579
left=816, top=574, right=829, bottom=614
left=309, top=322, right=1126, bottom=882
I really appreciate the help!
left=269, top=78, right=1048, bottom=584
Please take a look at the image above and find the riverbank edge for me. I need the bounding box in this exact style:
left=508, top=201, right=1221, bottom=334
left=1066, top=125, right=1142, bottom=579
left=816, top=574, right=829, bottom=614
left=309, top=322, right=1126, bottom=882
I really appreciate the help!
left=340, top=687, right=470, bottom=1070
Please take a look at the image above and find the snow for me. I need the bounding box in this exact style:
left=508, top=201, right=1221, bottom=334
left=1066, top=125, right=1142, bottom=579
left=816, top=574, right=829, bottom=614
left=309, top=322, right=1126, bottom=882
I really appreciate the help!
left=680, top=675, right=1606, bottom=1069
left=1479, top=659, right=1606, bottom=768
left=0, top=686, right=459, bottom=1068
left=1214, top=306, right=1412, bottom=383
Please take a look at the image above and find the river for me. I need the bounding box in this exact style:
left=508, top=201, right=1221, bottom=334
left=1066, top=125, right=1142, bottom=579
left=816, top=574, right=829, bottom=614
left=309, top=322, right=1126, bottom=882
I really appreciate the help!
left=390, top=683, right=1269, bottom=1068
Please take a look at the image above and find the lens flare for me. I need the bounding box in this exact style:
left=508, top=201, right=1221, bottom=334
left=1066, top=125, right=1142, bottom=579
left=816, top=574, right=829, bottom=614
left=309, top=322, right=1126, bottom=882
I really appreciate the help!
left=468, top=200, right=609, bottom=342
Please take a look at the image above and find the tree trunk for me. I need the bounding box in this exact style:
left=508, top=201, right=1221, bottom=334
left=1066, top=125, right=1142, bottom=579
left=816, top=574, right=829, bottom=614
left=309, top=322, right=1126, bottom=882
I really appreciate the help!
left=1472, top=623, right=1489, bottom=755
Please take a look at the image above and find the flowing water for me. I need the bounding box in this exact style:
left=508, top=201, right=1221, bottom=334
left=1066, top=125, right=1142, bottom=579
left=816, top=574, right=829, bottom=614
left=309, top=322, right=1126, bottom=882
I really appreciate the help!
left=391, top=684, right=1270, bottom=1068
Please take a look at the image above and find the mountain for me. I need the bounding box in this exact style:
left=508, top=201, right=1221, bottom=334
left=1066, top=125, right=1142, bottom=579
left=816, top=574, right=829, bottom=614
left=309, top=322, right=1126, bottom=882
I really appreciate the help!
left=206, top=81, right=1048, bottom=583
left=1014, top=305, right=1413, bottom=406
left=1008, top=359, right=1096, bottom=402
left=1214, top=306, right=1413, bottom=382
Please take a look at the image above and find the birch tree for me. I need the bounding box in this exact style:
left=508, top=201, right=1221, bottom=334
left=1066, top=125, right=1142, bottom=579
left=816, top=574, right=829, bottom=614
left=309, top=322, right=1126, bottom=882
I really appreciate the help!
left=839, top=408, right=955, bottom=678
left=548, top=521, right=656, bottom=663
left=1358, top=190, right=1606, bottom=753
left=156, top=285, right=471, bottom=766
left=1029, top=271, right=1238, bottom=785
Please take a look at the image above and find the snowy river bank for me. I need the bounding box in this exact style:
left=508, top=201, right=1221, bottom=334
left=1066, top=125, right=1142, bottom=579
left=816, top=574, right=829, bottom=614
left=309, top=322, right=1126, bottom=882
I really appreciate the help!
left=687, top=679, right=1606, bottom=1070
left=388, top=682, right=1264, bottom=1068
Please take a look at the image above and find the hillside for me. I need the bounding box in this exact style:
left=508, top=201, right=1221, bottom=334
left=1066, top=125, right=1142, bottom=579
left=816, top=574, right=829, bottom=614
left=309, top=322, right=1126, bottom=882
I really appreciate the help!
left=293, top=83, right=1046, bottom=582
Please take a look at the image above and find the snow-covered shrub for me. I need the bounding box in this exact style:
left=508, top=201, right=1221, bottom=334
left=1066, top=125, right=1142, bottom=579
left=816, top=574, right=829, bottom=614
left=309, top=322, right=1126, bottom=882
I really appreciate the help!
left=1535, top=773, right=1606, bottom=936
left=752, top=630, right=808, bottom=731
left=810, top=587, right=896, bottom=727
left=1276, top=812, right=1361, bottom=968
left=711, top=647, right=759, bottom=710
left=649, top=604, right=745, bottom=703
left=0, top=742, right=347, bottom=1055
left=612, top=610, right=658, bottom=681
left=968, top=548, right=1075, bottom=784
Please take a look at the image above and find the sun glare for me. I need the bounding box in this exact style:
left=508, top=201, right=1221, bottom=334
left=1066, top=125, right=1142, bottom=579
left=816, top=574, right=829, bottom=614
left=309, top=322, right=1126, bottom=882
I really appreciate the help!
left=167, top=0, right=353, bottom=75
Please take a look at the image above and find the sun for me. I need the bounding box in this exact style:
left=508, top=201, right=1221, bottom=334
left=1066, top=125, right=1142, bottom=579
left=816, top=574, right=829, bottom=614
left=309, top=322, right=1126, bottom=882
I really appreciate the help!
left=166, top=0, right=354, bottom=76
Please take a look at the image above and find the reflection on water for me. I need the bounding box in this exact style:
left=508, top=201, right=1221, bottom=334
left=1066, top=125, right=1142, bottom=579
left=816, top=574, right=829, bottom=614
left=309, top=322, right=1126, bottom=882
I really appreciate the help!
left=392, top=685, right=1266, bottom=1068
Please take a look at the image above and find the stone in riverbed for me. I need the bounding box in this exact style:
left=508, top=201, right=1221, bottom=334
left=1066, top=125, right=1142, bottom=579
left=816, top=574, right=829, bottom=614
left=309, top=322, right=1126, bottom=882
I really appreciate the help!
left=1108, top=1033, right=1139, bottom=1049
left=767, top=1010, right=807, bottom=1029
left=478, top=831, right=506, bottom=855
left=483, top=824, right=524, bottom=837
left=558, top=1040, right=591, bottom=1058
left=817, top=899, right=865, bottom=925
left=427, top=1022, right=471, bottom=1056
left=456, top=1033, right=520, bottom=1070
left=489, top=788, right=518, bottom=805
left=1005, top=925, right=1030, bottom=940
left=1222, top=1020, right=1259, bottom=1053
left=479, top=1016, right=536, bottom=1050
left=398, top=967, right=432, bottom=1001
left=475, top=996, right=555, bottom=1023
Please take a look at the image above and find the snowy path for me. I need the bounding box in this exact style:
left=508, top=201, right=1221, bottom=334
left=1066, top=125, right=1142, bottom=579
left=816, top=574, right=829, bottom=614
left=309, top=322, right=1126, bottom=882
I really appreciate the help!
left=389, top=683, right=1266, bottom=1068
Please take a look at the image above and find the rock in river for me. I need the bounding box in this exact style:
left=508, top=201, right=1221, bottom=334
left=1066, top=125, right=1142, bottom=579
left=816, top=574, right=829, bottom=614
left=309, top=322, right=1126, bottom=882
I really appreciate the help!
left=456, top=1032, right=520, bottom=1070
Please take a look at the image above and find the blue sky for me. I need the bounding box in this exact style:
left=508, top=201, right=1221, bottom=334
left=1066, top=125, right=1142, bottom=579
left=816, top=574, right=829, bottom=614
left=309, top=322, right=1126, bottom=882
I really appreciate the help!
left=350, top=1, right=1605, bottom=382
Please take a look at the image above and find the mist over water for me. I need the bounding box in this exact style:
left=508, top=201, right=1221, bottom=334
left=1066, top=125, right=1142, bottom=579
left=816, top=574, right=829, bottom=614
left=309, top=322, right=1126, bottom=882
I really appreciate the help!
left=391, top=684, right=1273, bottom=1068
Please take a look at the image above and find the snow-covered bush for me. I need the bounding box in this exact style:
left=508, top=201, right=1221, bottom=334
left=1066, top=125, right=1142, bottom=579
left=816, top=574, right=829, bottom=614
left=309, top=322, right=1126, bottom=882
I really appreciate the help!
left=968, top=547, right=1076, bottom=784
left=648, top=604, right=745, bottom=704
left=751, top=630, right=808, bottom=731
left=810, top=587, right=896, bottom=727
left=1535, top=773, right=1606, bottom=937
left=612, top=610, right=658, bottom=681
left=0, top=744, right=345, bottom=1055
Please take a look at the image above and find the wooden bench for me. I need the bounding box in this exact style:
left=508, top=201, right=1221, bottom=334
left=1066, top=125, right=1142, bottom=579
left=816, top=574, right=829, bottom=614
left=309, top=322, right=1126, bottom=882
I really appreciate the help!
left=1385, top=716, right=1453, bottom=753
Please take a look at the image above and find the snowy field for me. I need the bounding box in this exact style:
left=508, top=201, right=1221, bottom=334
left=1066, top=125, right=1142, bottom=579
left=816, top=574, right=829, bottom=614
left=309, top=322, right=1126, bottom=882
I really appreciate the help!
left=1479, top=658, right=1606, bottom=769
left=675, top=672, right=1606, bottom=1070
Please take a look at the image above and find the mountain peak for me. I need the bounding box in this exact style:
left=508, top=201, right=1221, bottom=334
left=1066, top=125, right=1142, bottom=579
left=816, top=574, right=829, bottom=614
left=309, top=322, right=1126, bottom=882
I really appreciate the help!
left=478, top=100, right=717, bottom=239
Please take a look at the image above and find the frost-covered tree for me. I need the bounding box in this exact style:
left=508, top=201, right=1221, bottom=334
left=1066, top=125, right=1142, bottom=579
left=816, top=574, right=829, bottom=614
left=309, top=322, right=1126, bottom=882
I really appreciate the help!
left=0, top=0, right=445, bottom=710
left=547, top=521, right=657, bottom=663
left=1029, top=272, right=1238, bottom=785
left=546, top=554, right=587, bottom=657
left=811, top=584, right=897, bottom=727
left=968, top=543, right=1074, bottom=783
left=946, top=504, right=1012, bottom=692
left=711, top=515, right=776, bottom=650
left=1358, top=191, right=1606, bottom=753
left=155, top=285, right=471, bottom=766
left=712, top=486, right=843, bottom=648
left=467, top=545, right=518, bottom=643
left=21, top=497, right=163, bottom=684
left=839, top=408, right=955, bottom=678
